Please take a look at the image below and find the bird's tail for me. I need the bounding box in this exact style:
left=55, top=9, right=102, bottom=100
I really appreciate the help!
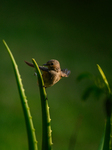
left=25, top=61, right=34, bottom=68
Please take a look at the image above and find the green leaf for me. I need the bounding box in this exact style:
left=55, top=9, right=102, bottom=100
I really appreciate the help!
left=82, top=85, right=103, bottom=101
left=98, top=116, right=112, bottom=150
left=76, top=72, right=92, bottom=82
left=3, top=40, right=38, bottom=150
left=97, top=64, right=112, bottom=150
left=97, top=64, right=111, bottom=94
left=32, top=59, right=53, bottom=150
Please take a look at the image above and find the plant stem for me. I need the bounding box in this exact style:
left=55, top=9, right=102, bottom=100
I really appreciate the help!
left=32, top=59, right=53, bottom=150
left=3, top=40, right=38, bottom=150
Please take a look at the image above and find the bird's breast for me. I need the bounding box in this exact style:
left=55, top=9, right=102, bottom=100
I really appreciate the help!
left=42, top=71, right=61, bottom=88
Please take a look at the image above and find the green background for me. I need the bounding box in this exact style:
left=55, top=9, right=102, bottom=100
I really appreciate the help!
left=0, top=1, right=112, bottom=150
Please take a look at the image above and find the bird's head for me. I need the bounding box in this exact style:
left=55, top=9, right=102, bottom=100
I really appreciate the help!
left=43, top=59, right=61, bottom=72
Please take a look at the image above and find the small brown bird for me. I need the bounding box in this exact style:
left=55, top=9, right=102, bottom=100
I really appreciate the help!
left=25, top=59, right=71, bottom=88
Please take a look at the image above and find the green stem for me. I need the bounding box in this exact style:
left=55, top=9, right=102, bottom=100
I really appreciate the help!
left=103, top=116, right=111, bottom=150
left=32, top=59, right=53, bottom=150
left=3, top=40, right=38, bottom=150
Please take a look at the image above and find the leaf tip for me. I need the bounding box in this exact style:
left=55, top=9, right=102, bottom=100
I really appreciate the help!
left=97, top=64, right=100, bottom=68
left=3, top=39, right=6, bottom=44
left=32, top=58, right=34, bottom=61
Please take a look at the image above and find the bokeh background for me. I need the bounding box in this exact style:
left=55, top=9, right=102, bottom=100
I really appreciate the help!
left=0, top=1, right=112, bottom=150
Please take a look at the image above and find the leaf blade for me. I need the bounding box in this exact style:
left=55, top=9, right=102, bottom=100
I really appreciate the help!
left=32, top=59, right=53, bottom=150
left=97, top=64, right=111, bottom=94
left=3, top=40, right=38, bottom=150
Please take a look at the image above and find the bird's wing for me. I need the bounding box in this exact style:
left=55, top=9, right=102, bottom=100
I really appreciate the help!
left=25, top=61, right=49, bottom=72
left=25, top=61, right=34, bottom=67
left=39, top=66, right=49, bottom=72
left=61, top=69, right=71, bottom=77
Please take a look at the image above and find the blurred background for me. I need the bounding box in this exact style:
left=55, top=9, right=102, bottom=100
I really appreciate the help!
left=0, top=0, right=112, bottom=150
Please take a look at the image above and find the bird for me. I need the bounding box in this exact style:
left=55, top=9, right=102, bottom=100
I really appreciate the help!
left=25, top=59, right=71, bottom=88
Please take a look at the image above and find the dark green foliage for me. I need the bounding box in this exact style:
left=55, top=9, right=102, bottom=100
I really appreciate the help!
left=77, top=65, right=112, bottom=150
left=77, top=72, right=104, bottom=101
left=82, top=85, right=103, bottom=101
left=76, top=72, right=93, bottom=82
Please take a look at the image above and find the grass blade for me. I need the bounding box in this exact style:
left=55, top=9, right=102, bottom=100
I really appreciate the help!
left=32, top=58, right=53, bottom=150
left=98, top=116, right=112, bottom=150
left=97, top=64, right=112, bottom=150
left=97, top=64, right=111, bottom=94
left=3, top=40, right=38, bottom=150
left=103, top=116, right=111, bottom=150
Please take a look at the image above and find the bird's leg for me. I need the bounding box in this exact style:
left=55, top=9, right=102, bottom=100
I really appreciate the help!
left=34, top=72, right=37, bottom=76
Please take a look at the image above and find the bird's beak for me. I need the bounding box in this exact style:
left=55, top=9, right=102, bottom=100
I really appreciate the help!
left=43, top=63, right=50, bottom=66
left=43, top=63, right=49, bottom=66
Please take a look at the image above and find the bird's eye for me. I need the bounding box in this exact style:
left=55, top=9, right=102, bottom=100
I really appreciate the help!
left=51, top=63, right=54, bottom=65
